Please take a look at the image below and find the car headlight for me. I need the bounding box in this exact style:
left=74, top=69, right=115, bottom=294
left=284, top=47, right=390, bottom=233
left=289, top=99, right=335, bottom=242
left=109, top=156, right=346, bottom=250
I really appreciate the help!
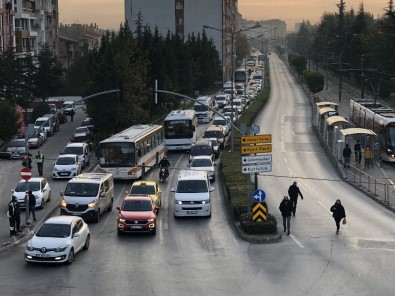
left=202, top=199, right=210, bottom=204
left=54, top=244, right=69, bottom=252
left=26, top=243, right=33, bottom=251
left=174, top=200, right=182, bottom=205
left=61, top=199, right=67, bottom=207
left=88, top=201, right=96, bottom=208
left=118, top=218, right=126, bottom=222
left=147, top=218, right=155, bottom=222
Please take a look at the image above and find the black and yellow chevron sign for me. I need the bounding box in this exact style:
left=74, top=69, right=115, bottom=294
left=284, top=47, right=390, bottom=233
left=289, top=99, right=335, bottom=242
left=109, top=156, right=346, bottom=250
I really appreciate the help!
left=252, top=202, right=267, bottom=222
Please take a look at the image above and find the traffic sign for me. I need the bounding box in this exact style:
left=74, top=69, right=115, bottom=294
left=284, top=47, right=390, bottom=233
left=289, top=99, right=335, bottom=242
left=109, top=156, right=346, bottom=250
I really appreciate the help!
left=241, top=134, right=272, bottom=145
left=20, top=167, right=32, bottom=180
left=241, top=163, right=272, bottom=174
left=241, top=154, right=272, bottom=165
left=252, top=202, right=267, bottom=222
left=251, top=124, right=260, bottom=134
left=240, top=144, right=272, bottom=155
left=253, top=189, right=266, bottom=202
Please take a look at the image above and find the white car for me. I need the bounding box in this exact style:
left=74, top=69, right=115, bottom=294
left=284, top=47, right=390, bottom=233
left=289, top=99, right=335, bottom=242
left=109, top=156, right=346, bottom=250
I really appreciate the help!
left=189, top=155, right=216, bottom=181
left=25, top=216, right=90, bottom=264
left=11, top=177, right=51, bottom=209
left=63, top=142, right=90, bottom=169
left=222, top=105, right=238, bottom=120
left=213, top=116, right=231, bottom=135
left=52, top=154, right=82, bottom=179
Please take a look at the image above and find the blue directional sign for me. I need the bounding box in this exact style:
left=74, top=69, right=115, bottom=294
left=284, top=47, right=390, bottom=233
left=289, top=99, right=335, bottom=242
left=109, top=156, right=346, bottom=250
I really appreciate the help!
left=252, top=124, right=260, bottom=135
left=253, top=189, right=266, bottom=202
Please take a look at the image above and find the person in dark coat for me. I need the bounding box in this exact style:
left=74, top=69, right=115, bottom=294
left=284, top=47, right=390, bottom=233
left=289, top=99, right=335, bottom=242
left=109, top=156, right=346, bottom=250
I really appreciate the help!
left=343, top=144, right=352, bottom=169
left=7, top=197, right=17, bottom=236
left=279, top=196, right=293, bottom=235
left=70, top=109, right=75, bottom=122
left=354, top=141, right=362, bottom=164
left=288, top=181, right=304, bottom=216
left=28, top=191, right=37, bottom=221
left=330, top=199, right=346, bottom=234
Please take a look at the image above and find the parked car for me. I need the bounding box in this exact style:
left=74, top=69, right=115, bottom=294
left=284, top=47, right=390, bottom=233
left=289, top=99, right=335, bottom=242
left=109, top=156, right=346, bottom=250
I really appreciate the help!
left=6, top=138, right=26, bottom=159
left=81, top=118, right=95, bottom=134
left=52, top=154, right=82, bottom=179
left=116, top=195, right=158, bottom=235
left=27, top=132, right=44, bottom=148
left=25, top=216, right=90, bottom=264
left=48, top=103, right=57, bottom=114
left=128, top=180, right=161, bottom=209
left=11, top=177, right=51, bottom=209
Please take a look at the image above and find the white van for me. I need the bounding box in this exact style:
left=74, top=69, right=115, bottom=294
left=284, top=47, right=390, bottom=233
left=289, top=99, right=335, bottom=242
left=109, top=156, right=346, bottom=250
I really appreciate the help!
left=194, top=96, right=214, bottom=123
left=171, top=170, right=214, bottom=218
left=60, top=173, right=114, bottom=223
left=63, top=101, right=75, bottom=116
left=34, top=116, right=54, bottom=137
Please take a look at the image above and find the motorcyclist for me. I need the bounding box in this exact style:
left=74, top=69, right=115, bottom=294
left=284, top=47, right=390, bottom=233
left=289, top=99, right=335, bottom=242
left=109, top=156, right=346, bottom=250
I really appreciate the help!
left=158, top=156, right=170, bottom=178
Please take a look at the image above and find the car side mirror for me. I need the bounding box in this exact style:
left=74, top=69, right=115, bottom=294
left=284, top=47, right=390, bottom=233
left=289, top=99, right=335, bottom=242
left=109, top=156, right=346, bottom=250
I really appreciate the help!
left=170, top=188, right=175, bottom=192
left=60, top=191, right=64, bottom=196
left=100, top=192, right=105, bottom=197
left=209, top=187, right=215, bottom=192
left=73, top=233, right=80, bottom=238
left=11, top=190, right=14, bottom=193
left=116, top=206, right=121, bottom=211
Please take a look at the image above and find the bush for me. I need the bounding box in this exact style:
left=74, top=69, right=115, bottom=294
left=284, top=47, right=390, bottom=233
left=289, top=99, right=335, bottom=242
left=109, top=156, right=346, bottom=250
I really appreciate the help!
left=240, top=212, right=277, bottom=234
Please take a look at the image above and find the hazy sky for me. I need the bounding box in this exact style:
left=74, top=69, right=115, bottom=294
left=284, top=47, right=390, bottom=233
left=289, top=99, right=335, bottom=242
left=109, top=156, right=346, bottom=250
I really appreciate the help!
left=59, top=0, right=386, bottom=31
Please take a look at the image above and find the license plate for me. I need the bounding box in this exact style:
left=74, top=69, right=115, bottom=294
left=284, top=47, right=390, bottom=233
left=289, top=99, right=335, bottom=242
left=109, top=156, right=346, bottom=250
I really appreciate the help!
left=70, top=212, right=80, bottom=216
left=60, top=172, right=68, bottom=176
left=19, top=203, right=25, bottom=207
left=36, top=254, right=50, bottom=258
left=130, top=225, right=142, bottom=229
left=187, top=211, right=198, bottom=214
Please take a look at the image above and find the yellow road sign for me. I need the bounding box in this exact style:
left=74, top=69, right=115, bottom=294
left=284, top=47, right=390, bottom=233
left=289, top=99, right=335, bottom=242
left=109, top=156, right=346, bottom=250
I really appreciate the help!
left=252, top=203, right=267, bottom=222
left=241, top=134, right=272, bottom=145
left=240, top=144, right=272, bottom=155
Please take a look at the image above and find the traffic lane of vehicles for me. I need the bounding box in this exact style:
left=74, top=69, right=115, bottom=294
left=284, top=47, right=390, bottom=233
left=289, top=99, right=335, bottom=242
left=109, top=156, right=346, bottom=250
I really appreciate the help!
left=0, top=109, right=86, bottom=252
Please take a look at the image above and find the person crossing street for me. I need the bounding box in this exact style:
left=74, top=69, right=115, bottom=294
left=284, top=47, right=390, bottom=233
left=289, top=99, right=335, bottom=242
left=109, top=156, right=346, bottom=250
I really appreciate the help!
left=279, top=196, right=293, bottom=235
left=288, top=181, right=304, bottom=216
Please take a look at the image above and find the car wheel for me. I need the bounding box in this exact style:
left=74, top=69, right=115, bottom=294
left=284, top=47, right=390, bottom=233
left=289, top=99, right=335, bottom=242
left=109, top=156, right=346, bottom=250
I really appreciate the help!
left=40, top=199, right=44, bottom=209
left=83, top=235, right=90, bottom=250
left=152, top=228, right=157, bottom=235
left=66, top=248, right=74, bottom=264
left=107, top=199, right=113, bottom=212
left=47, top=192, right=51, bottom=202
left=94, top=209, right=100, bottom=223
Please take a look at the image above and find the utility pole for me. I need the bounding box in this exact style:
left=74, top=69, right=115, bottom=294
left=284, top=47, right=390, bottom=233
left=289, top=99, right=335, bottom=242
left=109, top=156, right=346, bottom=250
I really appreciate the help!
left=338, top=53, right=343, bottom=102
left=360, top=55, right=365, bottom=98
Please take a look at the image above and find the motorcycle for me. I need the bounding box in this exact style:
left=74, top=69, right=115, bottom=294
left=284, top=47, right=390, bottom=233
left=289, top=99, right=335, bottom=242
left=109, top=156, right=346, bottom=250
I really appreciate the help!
left=159, top=167, right=168, bottom=183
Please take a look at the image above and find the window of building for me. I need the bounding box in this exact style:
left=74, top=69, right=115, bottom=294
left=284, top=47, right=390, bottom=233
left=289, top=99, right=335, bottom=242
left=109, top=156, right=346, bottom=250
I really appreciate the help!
left=176, top=17, right=183, bottom=26
left=176, top=2, right=183, bottom=9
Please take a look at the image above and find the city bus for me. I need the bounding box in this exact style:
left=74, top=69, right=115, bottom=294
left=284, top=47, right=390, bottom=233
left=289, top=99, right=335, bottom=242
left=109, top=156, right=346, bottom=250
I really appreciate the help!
left=164, top=109, right=198, bottom=151
left=350, top=99, right=395, bottom=162
left=234, top=68, right=248, bottom=85
left=98, top=124, right=165, bottom=179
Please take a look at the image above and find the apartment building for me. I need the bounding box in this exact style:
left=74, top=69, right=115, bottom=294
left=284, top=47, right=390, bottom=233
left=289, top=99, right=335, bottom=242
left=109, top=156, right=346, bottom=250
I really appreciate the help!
left=124, top=0, right=238, bottom=83
left=0, top=0, right=58, bottom=55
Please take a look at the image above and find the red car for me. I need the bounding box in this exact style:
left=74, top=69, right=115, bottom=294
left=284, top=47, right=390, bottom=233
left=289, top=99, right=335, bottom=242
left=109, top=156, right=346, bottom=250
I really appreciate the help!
left=116, top=195, right=158, bottom=235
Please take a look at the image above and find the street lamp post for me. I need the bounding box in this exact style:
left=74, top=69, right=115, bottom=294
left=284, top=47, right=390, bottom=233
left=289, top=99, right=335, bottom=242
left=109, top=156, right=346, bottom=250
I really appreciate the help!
left=203, top=23, right=261, bottom=151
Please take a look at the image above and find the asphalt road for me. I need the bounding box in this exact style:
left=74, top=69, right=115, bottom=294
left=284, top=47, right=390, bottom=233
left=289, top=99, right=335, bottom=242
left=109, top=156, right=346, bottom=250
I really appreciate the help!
left=0, top=55, right=394, bottom=296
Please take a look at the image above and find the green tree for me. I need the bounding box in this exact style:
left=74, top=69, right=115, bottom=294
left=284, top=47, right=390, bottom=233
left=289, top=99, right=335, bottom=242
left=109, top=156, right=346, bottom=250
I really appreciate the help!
left=235, top=32, right=250, bottom=62
left=0, top=101, right=19, bottom=141
left=0, top=49, right=22, bottom=102
left=31, top=102, right=50, bottom=122
left=303, top=70, right=324, bottom=93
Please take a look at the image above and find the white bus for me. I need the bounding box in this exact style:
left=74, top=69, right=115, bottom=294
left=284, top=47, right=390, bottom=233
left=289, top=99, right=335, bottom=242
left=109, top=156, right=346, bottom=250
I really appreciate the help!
left=98, top=124, right=165, bottom=180
left=234, top=68, right=248, bottom=85
left=164, top=110, right=198, bottom=151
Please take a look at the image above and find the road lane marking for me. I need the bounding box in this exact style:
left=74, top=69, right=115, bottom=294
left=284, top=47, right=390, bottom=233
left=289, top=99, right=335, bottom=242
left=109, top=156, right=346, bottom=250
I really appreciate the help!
left=290, top=234, right=304, bottom=248
left=100, top=183, right=127, bottom=234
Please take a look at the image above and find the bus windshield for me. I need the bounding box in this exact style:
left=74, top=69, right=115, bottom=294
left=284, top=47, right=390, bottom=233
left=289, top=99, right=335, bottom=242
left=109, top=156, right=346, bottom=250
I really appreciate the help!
left=99, top=142, right=136, bottom=167
left=234, top=70, right=247, bottom=83
left=194, top=105, right=208, bottom=112
left=164, top=120, right=193, bottom=139
left=387, top=127, right=395, bottom=147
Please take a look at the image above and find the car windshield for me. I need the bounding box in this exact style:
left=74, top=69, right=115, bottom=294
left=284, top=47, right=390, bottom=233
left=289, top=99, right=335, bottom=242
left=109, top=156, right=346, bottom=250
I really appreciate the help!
left=204, top=131, right=221, bottom=138
left=75, top=127, right=88, bottom=133
left=191, top=146, right=212, bottom=156
left=213, top=119, right=227, bottom=126
left=176, top=180, right=208, bottom=193
left=191, top=159, right=212, bottom=167
left=56, top=157, right=75, bottom=165
left=7, top=140, right=25, bottom=147
left=129, top=184, right=156, bottom=195
left=63, top=147, right=83, bottom=155
left=36, top=223, right=71, bottom=238
left=65, top=183, right=99, bottom=197
left=15, top=181, right=40, bottom=192
left=122, top=200, right=152, bottom=211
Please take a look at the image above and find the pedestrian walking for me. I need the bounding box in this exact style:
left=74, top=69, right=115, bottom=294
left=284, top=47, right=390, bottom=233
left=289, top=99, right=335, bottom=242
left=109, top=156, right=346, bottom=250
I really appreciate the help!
left=364, top=145, right=373, bottom=168
left=343, top=144, right=352, bottom=169
left=7, top=196, right=17, bottom=236
left=330, top=199, right=346, bottom=234
left=35, top=150, right=44, bottom=176
left=354, top=140, right=362, bottom=164
left=70, top=109, right=75, bottom=122
left=28, top=190, right=37, bottom=222
left=288, top=181, right=304, bottom=216
left=279, top=196, right=293, bottom=235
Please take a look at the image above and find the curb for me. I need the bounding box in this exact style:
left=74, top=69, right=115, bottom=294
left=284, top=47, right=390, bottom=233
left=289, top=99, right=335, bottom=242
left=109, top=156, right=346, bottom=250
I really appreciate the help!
left=233, top=222, right=282, bottom=244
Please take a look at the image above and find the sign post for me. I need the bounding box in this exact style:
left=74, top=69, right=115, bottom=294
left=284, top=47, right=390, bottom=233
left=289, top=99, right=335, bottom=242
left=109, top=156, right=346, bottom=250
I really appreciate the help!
left=20, top=167, right=32, bottom=225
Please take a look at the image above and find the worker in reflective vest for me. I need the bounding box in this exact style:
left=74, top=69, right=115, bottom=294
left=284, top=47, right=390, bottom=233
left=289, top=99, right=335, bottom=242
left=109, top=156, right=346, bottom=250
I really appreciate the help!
left=35, top=151, right=44, bottom=176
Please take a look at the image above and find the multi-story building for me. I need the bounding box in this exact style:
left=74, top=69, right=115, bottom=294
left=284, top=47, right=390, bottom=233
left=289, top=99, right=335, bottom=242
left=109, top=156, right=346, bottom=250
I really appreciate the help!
left=1, top=0, right=59, bottom=55
left=0, top=0, right=15, bottom=52
left=124, top=0, right=238, bottom=83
